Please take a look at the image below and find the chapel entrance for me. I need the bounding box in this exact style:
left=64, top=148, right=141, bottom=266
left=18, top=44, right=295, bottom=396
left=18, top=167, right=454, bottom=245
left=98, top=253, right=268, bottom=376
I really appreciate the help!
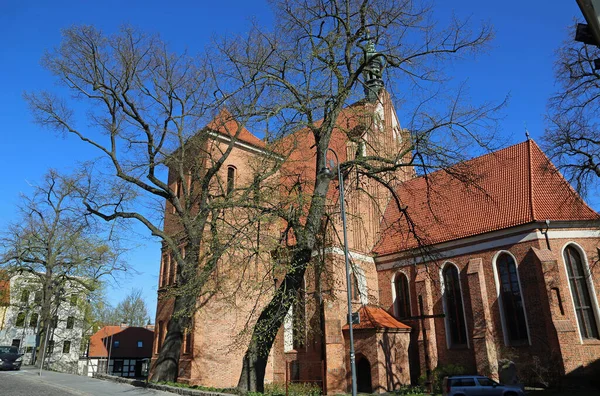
left=356, top=356, right=373, bottom=393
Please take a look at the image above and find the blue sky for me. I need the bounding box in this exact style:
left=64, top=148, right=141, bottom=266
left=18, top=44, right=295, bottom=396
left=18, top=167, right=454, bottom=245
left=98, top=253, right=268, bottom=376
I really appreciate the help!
left=0, top=1, right=590, bottom=320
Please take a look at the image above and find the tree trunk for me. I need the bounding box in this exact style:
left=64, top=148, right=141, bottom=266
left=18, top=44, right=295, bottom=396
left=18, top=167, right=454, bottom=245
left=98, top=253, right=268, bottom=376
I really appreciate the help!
left=237, top=247, right=311, bottom=392
left=150, top=287, right=197, bottom=382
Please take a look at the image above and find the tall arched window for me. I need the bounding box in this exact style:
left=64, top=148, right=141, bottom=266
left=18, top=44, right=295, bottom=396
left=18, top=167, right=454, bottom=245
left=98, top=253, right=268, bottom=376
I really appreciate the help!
left=564, top=245, right=600, bottom=339
left=495, top=252, right=529, bottom=344
left=394, top=273, right=410, bottom=319
left=442, top=264, right=467, bottom=347
left=227, top=166, right=236, bottom=195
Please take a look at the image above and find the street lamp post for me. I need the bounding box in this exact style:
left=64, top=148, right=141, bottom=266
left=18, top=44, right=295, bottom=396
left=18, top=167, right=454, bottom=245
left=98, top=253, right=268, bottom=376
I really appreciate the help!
left=321, top=148, right=357, bottom=396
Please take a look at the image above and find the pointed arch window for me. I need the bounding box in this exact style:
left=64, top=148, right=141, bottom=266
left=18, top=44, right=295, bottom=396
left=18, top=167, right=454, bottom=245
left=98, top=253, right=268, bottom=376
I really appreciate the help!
left=564, top=245, right=600, bottom=339
left=227, top=166, right=236, bottom=195
left=495, top=253, right=529, bottom=344
left=350, top=272, right=361, bottom=302
left=394, top=272, right=411, bottom=319
left=293, top=278, right=306, bottom=350
left=442, top=264, right=467, bottom=347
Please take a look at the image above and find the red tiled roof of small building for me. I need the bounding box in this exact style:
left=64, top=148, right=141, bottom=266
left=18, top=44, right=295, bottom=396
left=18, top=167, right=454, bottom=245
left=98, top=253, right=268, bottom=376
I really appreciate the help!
left=374, top=140, right=600, bottom=255
left=342, top=305, right=410, bottom=330
left=88, top=325, right=154, bottom=358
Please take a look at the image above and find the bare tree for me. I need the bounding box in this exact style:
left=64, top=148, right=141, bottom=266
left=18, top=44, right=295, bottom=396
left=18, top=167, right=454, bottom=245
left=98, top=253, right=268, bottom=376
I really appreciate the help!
left=25, top=24, right=283, bottom=381
left=0, top=170, right=126, bottom=366
left=545, top=25, right=600, bottom=194
left=113, top=288, right=150, bottom=327
left=217, top=0, right=504, bottom=391
left=24, top=0, right=504, bottom=387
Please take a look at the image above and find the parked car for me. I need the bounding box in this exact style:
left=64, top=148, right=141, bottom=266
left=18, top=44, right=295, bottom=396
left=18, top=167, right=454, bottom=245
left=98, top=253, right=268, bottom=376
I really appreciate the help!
left=442, top=375, right=525, bottom=396
left=0, top=346, right=23, bottom=370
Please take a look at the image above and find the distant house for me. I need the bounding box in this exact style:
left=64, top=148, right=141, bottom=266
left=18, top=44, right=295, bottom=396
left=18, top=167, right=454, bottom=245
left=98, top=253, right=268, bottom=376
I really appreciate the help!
left=79, top=324, right=154, bottom=378
left=0, top=272, right=86, bottom=373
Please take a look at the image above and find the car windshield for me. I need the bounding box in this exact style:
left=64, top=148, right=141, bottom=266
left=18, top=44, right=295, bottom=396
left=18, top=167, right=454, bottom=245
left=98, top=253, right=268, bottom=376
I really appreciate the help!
left=0, top=346, right=18, bottom=354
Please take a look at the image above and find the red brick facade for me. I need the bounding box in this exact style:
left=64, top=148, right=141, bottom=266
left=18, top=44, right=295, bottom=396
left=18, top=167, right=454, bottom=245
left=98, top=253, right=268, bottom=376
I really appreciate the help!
left=152, top=89, right=600, bottom=392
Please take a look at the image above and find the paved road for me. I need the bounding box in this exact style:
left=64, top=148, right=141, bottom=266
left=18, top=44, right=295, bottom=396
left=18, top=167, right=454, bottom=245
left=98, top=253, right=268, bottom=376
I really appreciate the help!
left=0, top=366, right=174, bottom=395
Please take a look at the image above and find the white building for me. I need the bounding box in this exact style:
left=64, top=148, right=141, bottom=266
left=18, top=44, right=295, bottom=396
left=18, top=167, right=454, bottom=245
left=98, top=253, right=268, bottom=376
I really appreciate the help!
left=0, top=273, right=86, bottom=373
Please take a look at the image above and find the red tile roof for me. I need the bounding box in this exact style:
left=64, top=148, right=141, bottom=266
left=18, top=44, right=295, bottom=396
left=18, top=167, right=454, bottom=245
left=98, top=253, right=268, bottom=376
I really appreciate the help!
left=88, top=325, right=154, bottom=358
left=374, top=140, right=600, bottom=255
left=206, top=109, right=266, bottom=149
left=342, top=305, right=410, bottom=330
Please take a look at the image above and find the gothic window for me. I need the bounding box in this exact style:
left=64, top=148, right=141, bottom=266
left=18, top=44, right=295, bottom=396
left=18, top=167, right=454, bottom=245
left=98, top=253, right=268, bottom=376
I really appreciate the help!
left=227, top=166, right=236, bottom=195
left=160, top=253, right=168, bottom=288
left=394, top=272, right=411, bottom=319
left=350, top=272, right=361, bottom=302
left=168, top=252, right=176, bottom=285
left=156, top=321, right=164, bottom=353
left=442, top=264, right=468, bottom=347
left=184, top=327, right=192, bottom=354
left=293, top=278, right=306, bottom=350
left=495, top=252, right=529, bottom=344
left=564, top=245, right=600, bottom=339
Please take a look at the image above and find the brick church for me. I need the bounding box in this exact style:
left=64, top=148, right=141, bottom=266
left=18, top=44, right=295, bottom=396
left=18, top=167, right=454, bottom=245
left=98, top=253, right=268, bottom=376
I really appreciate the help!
left=153, top=68, right=600, bottom=392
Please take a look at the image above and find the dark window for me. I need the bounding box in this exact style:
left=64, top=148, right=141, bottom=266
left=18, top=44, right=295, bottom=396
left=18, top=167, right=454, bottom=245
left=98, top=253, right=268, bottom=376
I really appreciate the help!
left=12, top=339, right=20, bottom=348
left=293, top=279, right=306, bottom=350
left=70, top=295, right=78, bottom=307
left=156, top=321, right=164, bottom=353
left=66, top=316, right=75, bottom=329
left=16, top=312, right=26, bottom=327
left=184, top=328, right=192, bottom=354
left=34, top=291, right=42, bottom=305
left=168, top=253, right=176, bottom=285
left=496, top=253, right=528, bottom=344
left=113, top=360, right=123, bottom=372
left=394, top=273, right=411, bottom=319
left=351, top=273, right=361, bottom=301
left=450, top=378, right=476, bottom=387
left=160, top=253, right=168, bottom=287
left=564, top=245, right=600, bottom=339
left=62, top=341, right=71, bottom=354
left=47, top=340, right=54, bottom=354
left=227, top=166, right=236, bottom=195
left=29, top=312, right=39, bottom=328
left=443, top=265, right=467, bottom=347
left=21, top=290, right=30, bottom=304
left=477, top=377, right=498, bottom=387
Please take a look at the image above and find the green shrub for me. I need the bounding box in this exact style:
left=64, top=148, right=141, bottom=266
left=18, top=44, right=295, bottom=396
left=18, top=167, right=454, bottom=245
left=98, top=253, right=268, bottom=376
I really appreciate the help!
left=263, top=382, right=322, bottom=396
left=394, top=384, right=427, bottom=395
left=419, top=364, right=467, bottom=394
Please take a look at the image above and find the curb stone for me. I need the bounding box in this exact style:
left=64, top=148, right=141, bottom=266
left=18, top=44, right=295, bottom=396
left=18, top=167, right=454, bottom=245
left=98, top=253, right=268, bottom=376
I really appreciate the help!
left=93, top=373, right=235, bottom=396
